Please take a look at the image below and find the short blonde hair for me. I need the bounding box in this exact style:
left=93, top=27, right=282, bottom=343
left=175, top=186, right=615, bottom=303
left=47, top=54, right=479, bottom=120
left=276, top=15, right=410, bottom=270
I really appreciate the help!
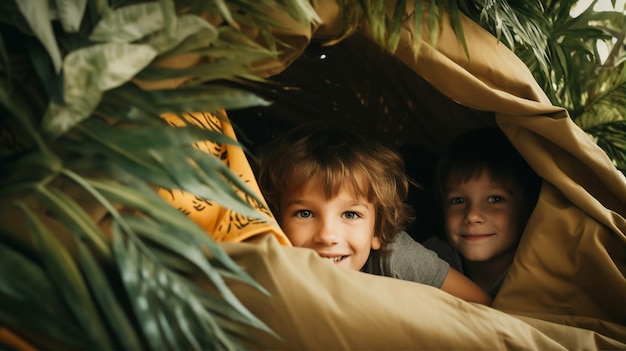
left=257, top=124, right=413, bottom=248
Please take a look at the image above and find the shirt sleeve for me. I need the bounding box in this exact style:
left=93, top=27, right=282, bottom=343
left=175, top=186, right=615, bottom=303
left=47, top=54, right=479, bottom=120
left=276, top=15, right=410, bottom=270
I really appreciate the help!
left=383, top=231, right=450, bottom=288
left=422, top=235, right=464, bottom=273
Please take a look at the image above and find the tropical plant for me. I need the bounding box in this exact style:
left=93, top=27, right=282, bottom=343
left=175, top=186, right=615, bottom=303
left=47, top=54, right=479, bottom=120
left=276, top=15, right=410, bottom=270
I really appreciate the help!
left=456, top=0, right=626, bottom=172
left=1, top=0, right=624, bottom=350
left=0, top=0, right=318, bottom=349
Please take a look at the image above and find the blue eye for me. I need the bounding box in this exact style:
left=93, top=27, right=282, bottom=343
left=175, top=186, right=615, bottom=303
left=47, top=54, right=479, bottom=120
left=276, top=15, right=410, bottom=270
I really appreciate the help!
left=295, top=210, right=312, bottom=218
left=343, top=211, right=360, bottom=220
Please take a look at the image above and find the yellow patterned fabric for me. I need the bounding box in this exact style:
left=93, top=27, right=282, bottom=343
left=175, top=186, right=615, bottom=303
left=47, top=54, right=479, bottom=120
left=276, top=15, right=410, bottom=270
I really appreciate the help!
left=156, top=111, right=290, bottom=245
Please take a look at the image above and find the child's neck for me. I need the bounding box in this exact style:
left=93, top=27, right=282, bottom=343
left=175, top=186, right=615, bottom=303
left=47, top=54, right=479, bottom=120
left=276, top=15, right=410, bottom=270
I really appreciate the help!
left=462, top=252, right=515, bottom=293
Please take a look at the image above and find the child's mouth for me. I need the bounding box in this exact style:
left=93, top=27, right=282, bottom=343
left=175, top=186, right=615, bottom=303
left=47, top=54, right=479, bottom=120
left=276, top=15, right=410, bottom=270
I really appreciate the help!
left=322, top=255, right=346, bottom=263
left=461, top=234, right=494, bottom=240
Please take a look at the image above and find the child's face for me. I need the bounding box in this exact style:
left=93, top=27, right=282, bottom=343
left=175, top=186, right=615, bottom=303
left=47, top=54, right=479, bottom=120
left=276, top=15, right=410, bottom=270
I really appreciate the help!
left=444, top=171, right=523, bottom=264
left=279, top=177, right=381, bottom=271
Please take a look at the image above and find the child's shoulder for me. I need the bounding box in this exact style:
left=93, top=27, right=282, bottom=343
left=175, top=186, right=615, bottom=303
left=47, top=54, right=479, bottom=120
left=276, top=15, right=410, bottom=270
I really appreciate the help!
left=388, top=231, right=439, bottom=257
left=422, top=236, right=463, bottom=272
left=383, top=231, right=451, bottom=286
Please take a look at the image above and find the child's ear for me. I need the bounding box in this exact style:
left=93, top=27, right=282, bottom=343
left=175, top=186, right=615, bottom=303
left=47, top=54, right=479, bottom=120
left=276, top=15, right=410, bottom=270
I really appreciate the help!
left=371, top=236, right=381, bottom=250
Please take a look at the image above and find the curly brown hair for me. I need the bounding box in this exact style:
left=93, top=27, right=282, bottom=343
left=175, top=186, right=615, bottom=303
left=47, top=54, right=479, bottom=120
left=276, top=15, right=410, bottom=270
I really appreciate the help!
left=256, top=123, right=413, bottom=249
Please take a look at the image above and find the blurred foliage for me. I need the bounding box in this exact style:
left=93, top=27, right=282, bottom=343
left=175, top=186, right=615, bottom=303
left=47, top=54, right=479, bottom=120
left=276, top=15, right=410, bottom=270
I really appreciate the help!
left=0, top=0, right=319, bottom=349
left=0, top=0, right=623, bottom=349
left=457, top=0, right=625, bottom=172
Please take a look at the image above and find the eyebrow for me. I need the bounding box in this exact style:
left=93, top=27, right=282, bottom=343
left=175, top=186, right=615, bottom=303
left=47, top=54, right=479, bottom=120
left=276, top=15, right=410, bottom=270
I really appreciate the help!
left=346, top=200, right=370, bottom=208
left=282, top=198, right=371, bottom=209
left=444, top=186, right=514, bottom=195
left=282, top=199, right=307, bottom=207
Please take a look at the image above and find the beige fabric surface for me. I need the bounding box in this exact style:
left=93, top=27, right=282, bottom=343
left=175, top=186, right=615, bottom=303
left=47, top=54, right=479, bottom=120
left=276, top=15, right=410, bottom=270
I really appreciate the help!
left=200, top=234, right=624, bottom=350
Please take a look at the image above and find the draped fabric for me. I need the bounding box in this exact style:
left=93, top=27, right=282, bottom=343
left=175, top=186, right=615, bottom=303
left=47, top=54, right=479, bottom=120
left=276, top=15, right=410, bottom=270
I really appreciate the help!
left=163, top=1, right=625, bottom=348
left=4, top=1, right=621, bottom=349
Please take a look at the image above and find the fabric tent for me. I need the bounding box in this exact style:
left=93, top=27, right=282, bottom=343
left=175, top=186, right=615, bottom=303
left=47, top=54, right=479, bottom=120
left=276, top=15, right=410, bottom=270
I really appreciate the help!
left=154, top=2, right=626, bottom=349
left=2, top=1, right=624, bottom=349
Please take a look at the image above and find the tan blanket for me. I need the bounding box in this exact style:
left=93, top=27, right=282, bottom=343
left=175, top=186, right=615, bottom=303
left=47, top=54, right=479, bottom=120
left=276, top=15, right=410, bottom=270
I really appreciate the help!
left=160, top=109, right=625, bottom=349
left=155, top=1, right=625, bottom=349
left=1, top=1, right=624, bottom=350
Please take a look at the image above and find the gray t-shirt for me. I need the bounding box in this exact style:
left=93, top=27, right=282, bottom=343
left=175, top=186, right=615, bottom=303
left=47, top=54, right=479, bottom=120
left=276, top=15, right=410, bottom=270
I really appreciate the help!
left=422, top=236, right=463, bottom=271
left=423, top=236, right=506, bottom=298
left=361, top=231, right=450, bottom=288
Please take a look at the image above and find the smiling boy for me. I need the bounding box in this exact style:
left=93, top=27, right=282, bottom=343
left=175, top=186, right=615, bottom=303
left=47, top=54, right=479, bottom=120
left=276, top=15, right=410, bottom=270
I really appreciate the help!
left=279, top=176, right=379, bottom=270
left=427, top=127, right=542, bottom=297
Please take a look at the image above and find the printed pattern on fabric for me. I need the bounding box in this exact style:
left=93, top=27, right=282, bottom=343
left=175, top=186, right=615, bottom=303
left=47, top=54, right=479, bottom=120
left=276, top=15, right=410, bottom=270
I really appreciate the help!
left=157, top=111, right=290, bottom=245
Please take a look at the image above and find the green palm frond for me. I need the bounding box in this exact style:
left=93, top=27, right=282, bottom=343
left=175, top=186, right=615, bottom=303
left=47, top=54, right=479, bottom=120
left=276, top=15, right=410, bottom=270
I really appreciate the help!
left=329, top=0, right=453, bottom=55
left=575, top=61, right=626, bottom=171
left=451, top=0, right=626, bottom=174
left=586, top=120, right=626, bottom=171
left=1, top=0, right=315, bottom=349
left=458, top=0, right=552, bottom=76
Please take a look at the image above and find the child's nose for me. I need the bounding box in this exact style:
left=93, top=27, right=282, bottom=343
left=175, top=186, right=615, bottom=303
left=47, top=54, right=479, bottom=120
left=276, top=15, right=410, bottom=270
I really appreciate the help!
left=313, top=219, right=339, bottom=245
left=464, top=203, right=485, bottom=224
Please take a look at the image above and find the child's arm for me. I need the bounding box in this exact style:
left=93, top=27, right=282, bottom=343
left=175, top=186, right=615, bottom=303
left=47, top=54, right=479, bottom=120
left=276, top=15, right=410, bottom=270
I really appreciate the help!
left=440, top=268, right=493, bottom=305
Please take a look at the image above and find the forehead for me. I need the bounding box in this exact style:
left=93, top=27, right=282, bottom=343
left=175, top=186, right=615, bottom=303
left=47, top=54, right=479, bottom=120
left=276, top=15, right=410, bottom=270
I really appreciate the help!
left=280, top=177, right=375, bottom=212
left=446, top=170, right=518, bottom=192
left=283, top=171, right=371, bottom=200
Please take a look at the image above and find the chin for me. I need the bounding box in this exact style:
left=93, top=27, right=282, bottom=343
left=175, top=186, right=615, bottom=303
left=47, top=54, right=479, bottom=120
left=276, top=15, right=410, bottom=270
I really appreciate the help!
left=462, top=253, right=492, bottom=262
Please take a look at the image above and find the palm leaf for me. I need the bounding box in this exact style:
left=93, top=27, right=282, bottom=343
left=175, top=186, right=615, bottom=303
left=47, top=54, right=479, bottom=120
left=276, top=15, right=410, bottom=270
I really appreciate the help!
left=15, top=202, right=113, bottom=348
left=587, top=121, right=626, bottom=171
left=2, top=0, right=625, bottom=349
left=0, top=236, right=87, bottom=349
left=452, top=0, right=626, bottom=174
left=112, top=225, right=250, bottom=351
left=75, top=226, right=144, bottom=351
left=1, top=0, right=317, bottom=348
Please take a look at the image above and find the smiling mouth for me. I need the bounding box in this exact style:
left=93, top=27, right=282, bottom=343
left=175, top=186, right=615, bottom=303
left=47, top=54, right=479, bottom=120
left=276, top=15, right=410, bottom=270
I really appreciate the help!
left=461, top=234, right=494, bottom=241
left=321, top=255, right=347, bottom=263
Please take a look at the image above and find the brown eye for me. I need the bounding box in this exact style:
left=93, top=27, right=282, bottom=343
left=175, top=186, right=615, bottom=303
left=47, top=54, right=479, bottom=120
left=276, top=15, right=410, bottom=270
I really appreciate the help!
left=487, top=195, right=504, bottom=203
left=296, top=210, right=312, bottom=218
left=449, top=197, right=464, bottom=205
